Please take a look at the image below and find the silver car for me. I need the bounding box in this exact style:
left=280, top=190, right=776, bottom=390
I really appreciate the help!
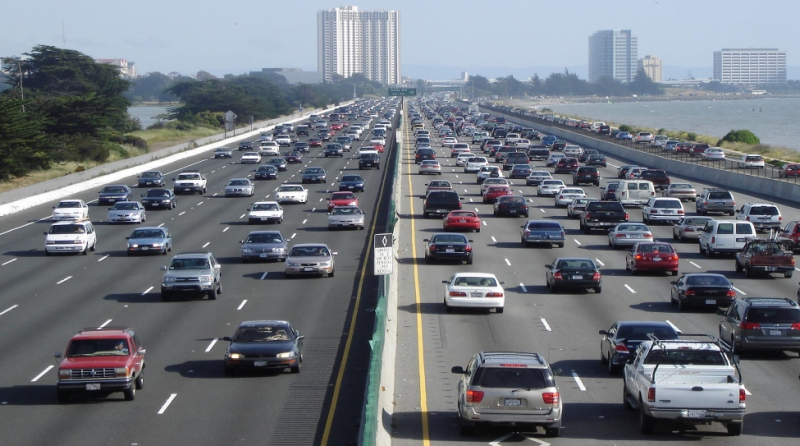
left=160, top=252, right=222, bottom=300
left=608, top=223, right=654, bottom=249
left=108, top=201, right=146, bottom=224
left=567, top=198, right=598, bottom=219
left=126, top=227, right=172, bottom=256
left=327, top=206, right=366, bottom=230
left=225, top=179, right=255, bottom=197
left=662, top=183, right=697, bottom=201
left=240, top=231, right=288, bottom=262
left=285, top=244, right=337, bottom=278
left=672, top=216, right=714, bottom=242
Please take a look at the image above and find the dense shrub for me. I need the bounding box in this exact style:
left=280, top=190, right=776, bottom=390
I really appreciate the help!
left=719, top=129, right=760, bottom=146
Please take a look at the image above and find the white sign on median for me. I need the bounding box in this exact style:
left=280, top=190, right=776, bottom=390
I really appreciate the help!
left=373, top=233, right=393, bottom=275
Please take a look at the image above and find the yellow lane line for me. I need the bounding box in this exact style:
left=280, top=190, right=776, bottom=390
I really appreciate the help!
left=406, top=108, right=431, bottom=445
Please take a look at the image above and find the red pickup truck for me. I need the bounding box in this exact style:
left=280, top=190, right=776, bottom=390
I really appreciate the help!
left=777, top=220, right=800, bottom=252
left=54, top=327, right=146, bottom=403
left=734, top=239, right=795, bottom=278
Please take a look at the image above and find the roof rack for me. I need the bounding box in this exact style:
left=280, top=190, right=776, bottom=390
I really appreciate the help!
left=79, top=326, right=129, bottom=333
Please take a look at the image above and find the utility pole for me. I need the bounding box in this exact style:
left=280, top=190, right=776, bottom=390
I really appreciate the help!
left=17, top=59, right=25, bottom=113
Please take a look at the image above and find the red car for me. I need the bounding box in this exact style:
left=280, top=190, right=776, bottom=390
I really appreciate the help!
left=308, top=138, right=323, bottom=147
left=443, top=210, right=481, bottom=232
left=327, top=191, right=358, bottom=212
left=625, top=242, right=679, bottom=275
left=483, top=186, right=513, bottom=203
left=330, top=122, right=343, bottom=130
left=364, top=143, right=384, bottom=153
left=779, top=163, right=800, bottom=178
left=675, top=143, right=692, bottom=153
left=777, top=220, right=800, bottom=250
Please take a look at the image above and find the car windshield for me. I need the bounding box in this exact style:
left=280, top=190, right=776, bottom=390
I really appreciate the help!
left=57, top=201, right=81, bottom=208
left=279, top=186, right=303, bottom=192
left=112, top=203, right=139, bottom=210
left=252, top=203, right=278, bottom=211
left=229, top=180, right=249, bottom=186
left=245, top=233, right=283, bottom=244
left=332, top=193, right=356, bottom=200
left=244, top=152, right=259, bottom=157
left=102, top=186, right=126, bottom=193
left=258, top=166, right=276, bottom=172
left=131, top=229, right=165, bottom=239
left=305, top=168, right=323, bottom=174
left=233, top=326, right=292, bottom=342
left=170, top=258, right=210, bottom=270
left=332, top=207, right=360, bottom=215
left=67, top=339, right=130, bottom=357
left=216, top=148, right=230, bottom=152
left=50, top=224, right=85, bottom=234
left=452, top=276, right=497, bottom=287
left=341, top=175, right=362, bottom=182
left=473, top=367, right=549, bottom=389
left=290, top=246, right=331, bottom=257
left=644, top=349, right=726, bottom=365
left=269, top=159, right=286, bottom=164
left=141, top=172, right=161, bottom=178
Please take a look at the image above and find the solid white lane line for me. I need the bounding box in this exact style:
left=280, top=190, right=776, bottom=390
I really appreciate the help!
left=98, top=255, right=109, bottom=262
left=202, top=242, right=210, bottom=248
left=223, top=227, right=229, bottom=233
left=178, top=211, right=186, bottom=216
left=541, top=318, right=551, bottom=331
left=690, top=261, right=702, bottom=269
left=573, top=239, right=582, bottom=246
left=31, top=365, right=54, bottom=382
left=0, top=305, right=18, bottom=316
left=1, top=258, right=17, bottom=266
left=57, top=276, right=72, bottom=284
left=205, top=338, right=218, bottom=353
left=624, top=284, right=637, bottom=294
left=141, top=287, right=153, bottom=295
left=98, top=319, right=112, bottom=329
left=733, top=286, right=747, bottom=295
left=520, top=283, right=528, bottom=293
left=158, top=223, right=165, bottom=227
left=665, top=320, right=682, bottom=334
left=260, top=272, right=268, bottom=280
left=595, top=258, right=605, bottom=266
left=291, top=233, right=297, bottom=239
left=158, top=394, right=178, bottom=414
left=491, top=236, right=497, bottom=243
left=572, top=372, right=587, bottom=391
left=240, top=214, right=245, bottom=219
left=0, top=216, right=51, bottom=236
left=504, top=258, right=511, bottom=266
left=237, top=300, right=247, bottom=310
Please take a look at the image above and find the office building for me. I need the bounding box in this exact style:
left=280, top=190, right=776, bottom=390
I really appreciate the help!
left=713, top=48, right=786, bottom=85
left=588, top=30, right=638, bottom=83
left=638, top=55, right=662, bottom=82
left=317, top=6, right=400, bottom=85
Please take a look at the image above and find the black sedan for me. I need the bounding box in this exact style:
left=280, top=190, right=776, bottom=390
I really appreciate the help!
left=267, top=157, right=288, bottom=172
left=293, top=141, right=310, bottom=153
left=493, top=195, right=529, bottom=217
left=223, top=320, right=304, bottom=375
left=140, top=189, right=177, bottom=210
left=324, top=144, right=344, bottom=157
left=98, top=185, right=133, bottom=205
left=509, top=164, right=533, bottom=179
left=253, top=165, right=278, bottom=180
left=284, top=151, right=303, bottom=163
left=424, top=233, right=473, bottom=264
left=301, top=167, right=327, bottom=184
left=238, top=141, right=253, bottom=151
left=339, top=174, right=365, bottom=192
left=137, top=171, right=166, bottom=188
left=599, top=321, right=679, bottom=373
left=545, top=258, right=602, bottom=293
left=670, top=273, right=736, bottom=311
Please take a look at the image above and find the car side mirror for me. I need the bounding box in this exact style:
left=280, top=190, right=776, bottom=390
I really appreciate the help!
left=732, top=354, right=740, bottom=365
left=670, top=281, right=676, bottom=285
left=451, top=366, right=465, bottom=374
left=442, top=280, right=449, bottom=284
left=171, top=178, right=175, bottom=181
left=222, top=336, right=231, bottom=342
left=138, top=348, right=147, bottom=355
left=54, top=352, right=62, bottom=360
left=160, top=265, right=167, bottom=270
left=296, top=335, right=305, bottom=340
left=552, top=368, right=563, bottom=376
left=468, top=240, right=474, bottom=243
left=43, top=232, right=48, bottom=235
left=125, top=237, right=131, bottom=240
left=545, top=264, right=552, bottom=268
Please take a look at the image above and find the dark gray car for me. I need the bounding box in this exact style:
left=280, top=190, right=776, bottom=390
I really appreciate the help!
left=240, top=231, right=288, bottom=262
left=126, top=227, right=172, bottom=256
left=719, top=297, right=800, bottom=353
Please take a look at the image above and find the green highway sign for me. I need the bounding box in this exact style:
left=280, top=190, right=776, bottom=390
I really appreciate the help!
left=388, top=87, right=417, bottom=96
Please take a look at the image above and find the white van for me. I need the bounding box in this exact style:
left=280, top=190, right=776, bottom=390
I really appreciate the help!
left=698, top=220, right=757, bottom=256
left=615, top=180, right=656, bottom=206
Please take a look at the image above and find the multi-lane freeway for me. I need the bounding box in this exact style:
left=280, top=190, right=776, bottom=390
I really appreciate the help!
left=0, top=100, right=399, bottom=446
left=391, top=101, right=800, bottom=446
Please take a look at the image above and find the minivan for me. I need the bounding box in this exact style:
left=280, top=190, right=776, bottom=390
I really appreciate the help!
left=423, top=191, right=462, bottom=218
left=698, top=220, right=756, bottom=256
left=615, top=180, right=656, bottom=206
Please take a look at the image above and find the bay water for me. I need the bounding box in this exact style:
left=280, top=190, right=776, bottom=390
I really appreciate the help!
left=128, top=105, right=171, bottom=129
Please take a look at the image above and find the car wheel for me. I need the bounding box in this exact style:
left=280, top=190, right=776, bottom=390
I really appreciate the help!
left=735, top=260, right=743, bottom=273
left=699, top=243, right=706, bottom=255
left=124, top=385, right=136, bottom=401
left=209, top=285, right=218, bottom=300
left=329, top=269, right=335, bottom=278
left=595, top=286, right=601, bottom=293
left=678, top=297, right=686, bottom=312
left=82, top=245, right=88, bottom=255
left=671, top=270, right=678, bottom=276
left=90, top=240, right=97, bottom=251
left=495, top=307, right=504, bottom=314
left=706, top=247, right=714, bottom=258
left=466, top=256, right=473, bottom=265
left=639, top=402, right=655, bottom=434
left=290, top=362, right=301, bottom=374
left=135, top=372, right=144, bottom=390
left=727, top=421, right=744, bottom=436
left=672, top=230, right=678, bottom=240
left=557, top=243, right=564, bottom=248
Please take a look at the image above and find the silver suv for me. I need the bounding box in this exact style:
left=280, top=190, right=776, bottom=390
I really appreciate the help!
left=451, top=351, right=563, bottom=437
left=160, top=251, right=222, bottom=300
left=696, top=188, right=735, bottom=216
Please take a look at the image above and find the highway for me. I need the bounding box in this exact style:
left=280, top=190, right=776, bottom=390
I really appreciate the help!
left=392, top=101, right=800, bottom=446
left=0, top=101, right=398, bottom=446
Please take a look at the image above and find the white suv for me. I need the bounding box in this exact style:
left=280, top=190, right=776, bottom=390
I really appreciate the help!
left=636, top=132, right=654, bottom=143
left=735, top=203, right=782, bottom=232
left=642, top=197, right=685, bottom=224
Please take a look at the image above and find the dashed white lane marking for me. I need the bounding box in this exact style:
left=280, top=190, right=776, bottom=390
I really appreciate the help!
left=733, top=286, right=747, bottom=295
left=528, top=198, right=534, bottom=202
left=98, top=319, right=112, bottom=329
left=482, top=221, right=487, bottom=226
left=491, top=236, right=497, bottom=243
left=572, top=372, right=587, bottom=391
left=178, top=211, right=186, bottom=216
left=202, top=242, right=210, bottom=248
left=237, top=300, right=248, bottom=310
left=302, top=219, right=308, bottom=225
left=31, top=365, right=54, bottom=382
left=573, top=239, right=582, bottom=246
left=260, top=272, right=268, bottom=280
left=158, top=223, right=165, bottom=227
left=1, top=258, right=17, bottom=266
left=240, top=214, right=245, bottom=219
left=57, top=276, right=72, bottom=284
left=319, top=198, right=324, bottom=202
left=198, top=201, right=203, bottom=206
left=541, top=318, right=551, bottom=331
left=595, top=258, right=605, bottom=266
left=474, top=207, right=479, bottom=212
left=624, top=284, right=637, bottom=294
left=291, top=233, right=297, bottom=239
left=94, top=255, right=108, bottom=262
left=690, top=261, right=702, bottom=269
left=520, top=283, right=528, bottom=293
left=311, top=208, right=317, bottom=212
left=158, top=394, right=178, bottom=414
left=504, top=258, right=511, bottom=266
left=0, top=305, right=18, bottom=316
left=469, top=198, right=474, bottom=202
left=0, top=216, right=51, bottom=236
left=744, top=387, right=752, bottom=396
left=212, top=193, right=218, bottom=196
left=141, top=286, right=153, bottom=295
left=463, top=188, right=468, bottom=192
left=540, top=208, right=546, bottom=213
left=665, top=320, right=682, bottom=334
left=205, top=338, right=218, bottom=352
left=223, top=227, right=229, bottom=233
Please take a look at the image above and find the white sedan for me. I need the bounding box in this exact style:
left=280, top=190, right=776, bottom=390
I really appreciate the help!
left=554, top=187, right=587, bottom=207
left=701, top=147, right=726, bottom=161
left=455, top=152, right=473, bottom=167
left=737, top=154, right=765, bottom=169
left=419, top=160, right=442, bottom=175
left=274, top=185, right=308, bottom=204
left=442, top=137, right=459, bottom=148
left=481, top=178, right=510, bottom=196
left=442, top=272, right=505, bottom=313
left=247, top=201, right=284, bottom=224
left=241, top=152, right=262, bottom=164
left=465, top=157, right=489, bottom=173
left=526, top=171, right=552, bottom=186
left=52, top=199, right=89, bottom=221
left=537, top=179, right=566, bottom=197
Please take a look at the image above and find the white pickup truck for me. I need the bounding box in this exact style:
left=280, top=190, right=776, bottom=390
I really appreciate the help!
left=622, top=335, right=746, bottom=436
left=172, top=170, right=207, bottom=195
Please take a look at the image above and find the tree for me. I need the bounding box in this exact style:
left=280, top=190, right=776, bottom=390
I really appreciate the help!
left=530, top=74, right=543, bottom=94
left=125, top=72, right=178, bottom=102
left=0, top=96, right=52, bottom=180
left=629, top=69, right=664, bottom=95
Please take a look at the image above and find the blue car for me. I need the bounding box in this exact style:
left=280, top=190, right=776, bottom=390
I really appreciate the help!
left=338, top=174, right=365, bottom=192
left=542, top=135, right=557, bottom=147
left=616, top=132, right=633, bottom=140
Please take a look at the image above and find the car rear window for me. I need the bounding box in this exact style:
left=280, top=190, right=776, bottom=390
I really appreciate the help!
left=473, top=367, right=550, bottom=389
left=746, top=308, right=800, bottom=323
left=750, top=206, right=779, bottom=216
left=717, top=223, right=734, bottom=234
left=588, top=202, right=624, bottom=211
left=527, top=222, right=561, bottom=230
left=708, top=192, right=732, bottom=200
left=617, top=326, right=677, bottom=340
left=654, top=200, right=682, bottom=209
left=644, top=349, right=726, bottom=365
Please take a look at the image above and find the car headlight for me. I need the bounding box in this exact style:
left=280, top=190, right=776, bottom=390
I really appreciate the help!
left=276, top=352, right=296, bottom=358
left=151, top=243, right=162, bottom=248
left=130, top=244, right=139, bottom=248
left=46, top=241, right=56, bottom=245
left=199, top=275, right=213, bottom=282
left=162, top=199, right=171, bottom=203
left=320, top=261, right=331, bottom=267
left=115, top=367, right=131, bottom=378
left=164, top=277, right=176, bottom=283
left=228, top=353, right=243, bottom=359
left=59, top=369, right=71, bottom=378
left=273, top=248, right=284, bottom=252
left=242, top=248, right=254, bottom=254
left=73, top=240, right=84, bottom=244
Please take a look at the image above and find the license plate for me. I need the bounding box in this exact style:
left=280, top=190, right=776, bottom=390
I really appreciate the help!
left=86, top=383, right=101, bottom=391
left=770, top=330, right=782, bottom=336
left=152, top=203, right=160, bottom=206
left=572, top=275, right=583, bottom=280
left=716, top=202, right=724, bottom=205
left=348, top=186, right=354, bottom=189
left=446, top=248, right=455, bottom=253
left=254, top=361, right=267, bottom=367
left=141, top=247, right=149, bottom=251
left=458, top=219, right=466, bottom=223
left=705, top=299, right=716, bottom=305
left=504, top=398, right=521, bottom=406
left=303, top=267, right=314, bottom=272
left=260, top=254, right=268, bottom=258
left=183, top=188, right=191, bottom=191
left=470, top=292, right=482, bottom=297
left=653, top=257, right=661, bottom=261
left=509, top=210, right=516, bottom=213
left=687, top=410, right=706, bottom=418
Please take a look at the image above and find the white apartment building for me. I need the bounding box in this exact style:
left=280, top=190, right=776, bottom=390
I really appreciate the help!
left=588, top=30, right=638, bottom=83
left=638, top=55, right=662, bottom=82
left=317, top=6, right=400, bottom=85
left=95, top=59, right=136, bottom=78
left=713, top=48, right=786, bottom=85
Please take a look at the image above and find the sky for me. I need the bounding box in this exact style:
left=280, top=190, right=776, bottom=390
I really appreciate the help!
left=2, top=0, right=798, bottom=80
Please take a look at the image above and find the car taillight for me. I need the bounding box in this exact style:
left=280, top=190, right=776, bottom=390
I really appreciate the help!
left=521, top=205, right=528, bottom=210
left=740, top=322, right=760, bottom=330
left=739, top=389, right=746, bottom=403
left=584, top=212, right=591, bottom=220
left=746, top=216, right=750, bottom=221
left=726, top=289, right=736, bottom=297
left=542, top=392, right=559, bottom=404
left=553, top=272, right=563, bottom=281
left=449, top=291, right=467, bottom=297
left=615, top=344, right=628, bottom=353
left=650, top=210, right=658, bottom=214
left=558, top=195, right=564, bottom=200
left=790, top=323, right=800, bottom=330
left=486, top=292, right=503, bottom=298
left=465, top=245, right=472, bottom=252
left=711, top=236, right=716, bottom=244
left=685, top=228, right=695, bottom=232
left=592, top=272, right=601, bottom=281
left=647, top=387, right=656, bottom=402
left=635, top=254, right=643, bottom=260
left=466, top=390, right=484, bottom=403
left=429, top=244, right=437, bottom=251
left=685, top=290, right=696, bottom=296
left=457, top=202, right=462, bottom=209
left=624, top=213, right=629, bottom=221
left=643, top=234, right=653, bottom=238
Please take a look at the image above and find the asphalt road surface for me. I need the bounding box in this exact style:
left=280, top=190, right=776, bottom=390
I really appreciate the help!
left=392, top=101, right=800, bottom=446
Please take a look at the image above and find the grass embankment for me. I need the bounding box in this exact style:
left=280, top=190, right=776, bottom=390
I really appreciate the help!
left=128, top=127, right=221, bottom=150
